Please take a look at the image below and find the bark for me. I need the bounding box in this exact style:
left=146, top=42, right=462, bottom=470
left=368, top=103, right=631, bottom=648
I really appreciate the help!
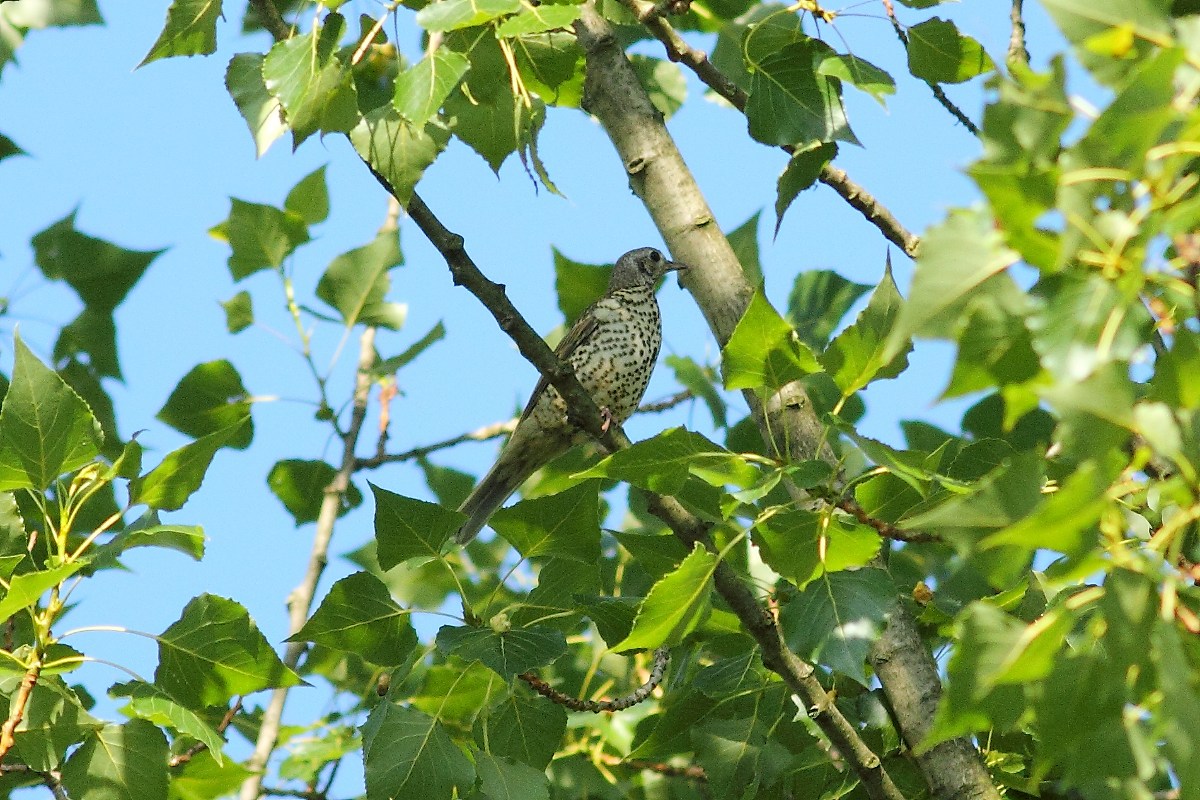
left=574, top=6, right=1001, bottom=800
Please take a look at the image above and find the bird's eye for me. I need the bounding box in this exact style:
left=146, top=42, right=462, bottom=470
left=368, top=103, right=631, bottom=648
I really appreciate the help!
left=649, top=250, right=662, bottom=262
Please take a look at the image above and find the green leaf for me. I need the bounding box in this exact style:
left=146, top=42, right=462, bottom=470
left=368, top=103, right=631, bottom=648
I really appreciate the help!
left=139, top=0, right=221, bottom=66
left=490, top=481, right=600, bottom=563
left=268, top=459, right=363, bottom=525
left=435, top=624, right=567, bottom=679
left=284, top=164, right=330, bottom=224
left=373, top=321, right=447, bottom=376
left=0, top=132, right=25, bottom=162
left=171, top=750, right=252, bottom=800
left=901, top=451, right=1044, bottom=540
left=629, top=55, right=687, bottom=119
left=786, top=269, right=871, bottom=350
left=752, top=510, right=881, bottom=590
left=32, top=212, right=161, bottom=312
left=815, top=50, right=894, bottom=105
left=225, top=53, right=288, bottom=158
left=774, top=142, right=836, bottom=237
left=553, top=249, right=610, bottom=325
left=60, top=720, right=168, bottom=800
left=981, top=460, right=1108, bottom=557
left=361, top=703, right=474, bottom=800
left=691, top=716, right=769, bottom=798
left=220, top=291, right=254, bottom=334
left=614, top=543, right=717, bottom=651
left=0, top=563, right=85, bottom=623
left=511, top=30, right=584, bottom=107
left=693, top=650, right=767, bottom=697
left=475, top=751, right=550, bottom=800
left=511, top=558, right=599, bottom=630
left=317, top=233, right=406, bottom=329
left=722, top=291, right=820, bottom=391
left=262, top=14, right=360, bottom=146
left=885, top=208, right=1018, bottom=360
left=495, top=3, right=580, bottom=35
left=779, top=567, right=894, bottom=685
left=482, top=691, right=566, bottom=770
left=291, top=572, right=417, bottom=666
left=0, top=334, right=102, bottom=492
left=906, top=18, right=995, bottom=84
left=446, top=81, right=543, bottom=174
left=727, top=212, right=762, bottom=287
left=393, top=50, right=470, bottom=126
left=746, top=40, right=858, bottom=148
left=371, top=483, right=464, bottom=568
left=820, top=264, right=909, bottom=397
left=209, top=198, right=310, bottom=280
left=134, top=421, right=246, bottom=511
left=104, top=512, right=206, bottom=561
left=156, top=360, right=254, bottom=447
left=926, top=603, right=1028, bottom=743
left=1041, top=0, right=1170, bottom=85
left=109, top=681, right=225, bottom=764
left=279, top=726, right=359, bottom=783
left=156, top=594, right=302, bottom=708
left=416, top=0, right=520, bottom=31
left=350, top=106, right=449, bottom=204
left=578, top=428, right=759, bottom=495
left=666, top=355, right=726, bottom=428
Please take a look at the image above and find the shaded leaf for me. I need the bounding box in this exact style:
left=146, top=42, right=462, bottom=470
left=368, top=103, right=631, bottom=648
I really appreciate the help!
left=361, top=703, right=474, bottom=800
left=475, top=751, right=550, bottom=800
left=268, top=459, right=363, bottom=525
left=746, top=41, right=858, bottom=148
left=60, top=720, right=168, bottom=800
left=578, top=428, right=758, bottom=495
left=134, top=420, right=246, bottom=511
left=482, top=693, right=567, bottom=770
left=786, top=269, right=871, bottom=350
left=435, top=624, right=566, bottom=679
left=371, top=483, right=464, bottom=568
left=350, top=106, right=449, bottom=203
left=221, top=291, right=253, bottom=334
left=820, top=264, right=909, bottom=396
left=553, top=249, right=610, bottom=325
left=393, top=50, right=470, bottom=126
left=779, top=567, right=894, bottom=685
left=775, top=142, right=836, bottom=236
left=109, top=681, right=225, bottom=764
left=284, top=164, right=330, bottom=224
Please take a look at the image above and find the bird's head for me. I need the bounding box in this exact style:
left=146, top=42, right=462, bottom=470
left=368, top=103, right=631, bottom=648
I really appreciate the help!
left=609, top=247, right=688, bottom=290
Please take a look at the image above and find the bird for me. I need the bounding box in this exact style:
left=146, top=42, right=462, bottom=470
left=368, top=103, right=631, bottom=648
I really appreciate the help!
left=455, top=246, right=688, bottom=544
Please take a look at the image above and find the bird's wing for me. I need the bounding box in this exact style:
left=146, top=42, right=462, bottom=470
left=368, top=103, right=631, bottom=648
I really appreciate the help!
left=516, top=300, right=605, bottom=423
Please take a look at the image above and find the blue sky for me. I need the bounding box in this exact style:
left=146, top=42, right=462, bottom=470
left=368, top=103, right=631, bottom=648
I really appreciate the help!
left=0, top=0, right=1075, bottom=786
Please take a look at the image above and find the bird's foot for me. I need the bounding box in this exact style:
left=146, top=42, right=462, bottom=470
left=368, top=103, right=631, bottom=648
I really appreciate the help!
left=599, top=406, right=615, bottom=434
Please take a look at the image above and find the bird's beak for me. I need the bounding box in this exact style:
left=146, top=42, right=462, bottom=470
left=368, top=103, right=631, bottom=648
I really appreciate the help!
left=666, top=260, right=689, bottom=273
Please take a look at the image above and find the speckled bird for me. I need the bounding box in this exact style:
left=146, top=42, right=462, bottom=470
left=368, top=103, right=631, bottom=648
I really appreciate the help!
left=455, top=247, right=688, bottom=544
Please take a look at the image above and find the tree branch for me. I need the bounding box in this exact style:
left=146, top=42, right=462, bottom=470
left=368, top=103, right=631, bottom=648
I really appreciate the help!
left=572, top=6, right=1001, bottom=800
left=643, top=494, right=904, bottom=800
left=617, top=0, right=920, bottom=257
left=883, top=0, right=980, bottom=136
left=0, top=656, right=41, bottom=760
left=238, top=328, right=378, bottom=800
left=519, top=646, right=668, bottom=712
left=1008, top=0, right=1029, bottom=68
left=247, top=0, right=291, bottom=41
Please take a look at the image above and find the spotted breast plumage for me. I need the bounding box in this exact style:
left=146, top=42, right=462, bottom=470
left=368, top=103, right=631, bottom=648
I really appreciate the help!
left=455, top=247, right=688, bottom=544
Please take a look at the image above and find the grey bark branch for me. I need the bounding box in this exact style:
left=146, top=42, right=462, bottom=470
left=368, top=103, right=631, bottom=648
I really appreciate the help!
left=239, top=329, right=377, bottom=800
left=573, top=5, right=1001, bottom=800
left=1009, top=0, right=1029, bottom=68
left=619, top=0, right=920, bottom=257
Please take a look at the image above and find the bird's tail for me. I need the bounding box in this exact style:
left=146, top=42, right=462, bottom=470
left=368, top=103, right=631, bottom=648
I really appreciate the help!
left=455, top=450, right=538, bottom=544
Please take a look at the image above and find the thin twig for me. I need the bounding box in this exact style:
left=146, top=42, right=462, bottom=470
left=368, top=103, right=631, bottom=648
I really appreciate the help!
left=169, top=697, right=243, bottom=767
left=520, top=646, right=669, bottom=712
left=883, top=0, right=981, bottom=136
left=807, top=487, right=940, bottom=544
left=0, top=657, right=41, bottom=759
left=356, top=389, right=693, bottom=470
left=617, top=0, right=920, bottom=257
left=600, top=753, right=708, bottom=782
left=239, top=334, right=377, bottom=799
left=1008, top=0, right=1029, bottom=69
